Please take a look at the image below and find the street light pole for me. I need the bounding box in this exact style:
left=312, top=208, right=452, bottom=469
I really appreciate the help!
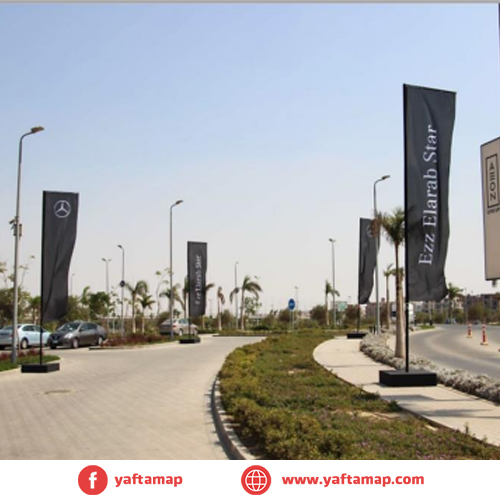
left=117, top=245, right=125, bottom=338
left=234, top=262, right=239, bottom=330
left=373, top=175, right=390, bottom=335
left=11, top=126, right=44, bottom=364
left=329, top=238, right=336, bottom=329
left=102, top=258, right=111, bottom=331
left=170, top=200, right=183, bottom=340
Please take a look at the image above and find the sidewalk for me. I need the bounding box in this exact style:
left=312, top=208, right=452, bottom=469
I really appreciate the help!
left=314, top=338, right=500, bottom=447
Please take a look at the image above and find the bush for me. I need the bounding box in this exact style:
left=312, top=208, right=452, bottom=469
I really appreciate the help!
left=219, top=332, right=500, bottom=459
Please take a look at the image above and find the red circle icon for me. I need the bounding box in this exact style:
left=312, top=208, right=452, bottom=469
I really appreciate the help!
left=78, top=465, right=108, bottom=495
left=241, top=465, right=272, bottom=495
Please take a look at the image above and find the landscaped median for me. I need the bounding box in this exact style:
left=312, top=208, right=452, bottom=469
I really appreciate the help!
left=218, top=331, right=500, bottom=459
left=0, top=350, right=59, bottom=372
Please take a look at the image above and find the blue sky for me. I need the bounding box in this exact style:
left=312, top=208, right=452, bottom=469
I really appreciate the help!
left=1, top=4, right=499, bottom=314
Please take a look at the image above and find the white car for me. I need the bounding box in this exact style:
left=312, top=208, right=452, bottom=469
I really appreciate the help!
left=159, top=319, right=198, bottom=336
left=0, top=324, right=52, bottom=350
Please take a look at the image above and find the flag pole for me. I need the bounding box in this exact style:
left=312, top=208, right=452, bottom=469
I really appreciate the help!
left=403, top=84, right=411, bottom=373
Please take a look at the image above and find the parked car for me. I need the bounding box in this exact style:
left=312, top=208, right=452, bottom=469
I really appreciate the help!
left=0, top=324, right=52, bottom=350
left=47, top=321, right=107, bottom=349
left=159, top=318, right=198, bottom=336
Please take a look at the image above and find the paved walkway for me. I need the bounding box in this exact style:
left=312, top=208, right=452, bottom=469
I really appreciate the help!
left=0, top=335, right=261, bottom=460
left=314, top=338, right=500, bottom=446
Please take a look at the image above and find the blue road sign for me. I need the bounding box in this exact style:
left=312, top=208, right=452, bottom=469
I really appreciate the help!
left=288, top=298, right=296, bottom=311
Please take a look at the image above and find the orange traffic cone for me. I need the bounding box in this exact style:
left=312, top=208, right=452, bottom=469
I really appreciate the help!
left=481, top=325, right=489, bottom=346
left=466, top=323, right=472, bottom=338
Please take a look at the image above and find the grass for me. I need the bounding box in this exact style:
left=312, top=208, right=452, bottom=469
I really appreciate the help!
left=219, top=331, right=500, bottom=460
left=0, top=349, right=59, bottom=372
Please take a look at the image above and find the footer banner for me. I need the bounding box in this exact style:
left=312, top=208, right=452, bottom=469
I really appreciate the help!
left=2, top=460, right=495, bottom=499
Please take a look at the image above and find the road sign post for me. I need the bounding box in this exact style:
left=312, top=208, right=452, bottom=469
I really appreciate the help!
left=288, top=299, right=296, bottom=333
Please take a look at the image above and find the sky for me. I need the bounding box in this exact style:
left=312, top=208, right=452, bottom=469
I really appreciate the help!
left=1, top=3, right=499, bottom=315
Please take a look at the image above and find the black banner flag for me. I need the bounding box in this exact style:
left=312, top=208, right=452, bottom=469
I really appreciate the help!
left=41, top=191, right=79, bottom=323
left=404, top=84, right=455, bottom=301
left=358, top=218, right=377, bottom=304
left=188, top=242, right=207, bottom=318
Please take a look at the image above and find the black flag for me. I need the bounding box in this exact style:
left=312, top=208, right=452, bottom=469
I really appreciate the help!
left=358, top=218, right=377, bottom=304
left=187, top=242, right=207, bottom=317
left=41, top=191, right=79, bottom=323
left=404, top=84, right=455, bottom=301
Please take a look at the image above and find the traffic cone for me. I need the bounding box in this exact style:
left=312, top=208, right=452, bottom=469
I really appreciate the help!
left=466, top=323, right=472, bottom=338
left=481, top=325, right=489, bottom=346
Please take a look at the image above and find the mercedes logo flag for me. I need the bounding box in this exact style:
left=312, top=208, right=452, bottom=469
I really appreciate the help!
left=41, top=191, right=79, bottom=323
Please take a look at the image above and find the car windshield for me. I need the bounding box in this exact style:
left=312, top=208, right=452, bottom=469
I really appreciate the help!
left=0, top=326, right=13, bottom=332
left=57, top=323, right=81, bottom=333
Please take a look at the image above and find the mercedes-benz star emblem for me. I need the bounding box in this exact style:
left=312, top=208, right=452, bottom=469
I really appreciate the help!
left=54, top=200, right=71, bottom=219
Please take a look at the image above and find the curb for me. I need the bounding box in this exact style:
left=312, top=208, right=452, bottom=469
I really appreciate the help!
left=211, top=377, right=258, bottom=461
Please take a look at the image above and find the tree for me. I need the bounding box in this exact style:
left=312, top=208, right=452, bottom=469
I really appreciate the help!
left=138, top=293, right=155, bottom=333
left=154, top=268, right=169, bottom=318
left=447, top=283, right=463, bottom=322
left=229, top=286, right=240, bottom=329
left=238, top=276, right=262, bottom=329
left=201, top=282, right=215, bottom=329
left=160, top=283, right=181, bottom=319
left=310, top=304, right=327, bottom=326
left=217, top=287, right=225, bottom=331
left=380, top=207, right=405, bottom=358
left=80, top=286, right=92, bottom=320
left=88, top=292, right=110, bottom=320
left=125, top=280, right=148, bottom=333
left=28, top=295, right=41, bottom=324
left=324, top=281, right=333, bottom=326
left=383, top=264, right=395, bottom=329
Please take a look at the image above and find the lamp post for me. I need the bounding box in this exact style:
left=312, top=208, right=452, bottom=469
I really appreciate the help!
left=328, top=238, right=336, bottom=329
left=102, top=258, right=111, bottom=330
left=169, top=200, right=183, bottom=340
left=117, top=245, right=125, bottom=338
left=234, top=262, right=239, bottom=330
left=11, top=126, right=44, bottom=363
left=373, top=175, right=390, bottom=335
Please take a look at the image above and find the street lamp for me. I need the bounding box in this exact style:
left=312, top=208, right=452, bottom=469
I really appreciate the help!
left=102, top=258, right=111, bottom=330
left=11, top=126, right=44, bottom=363
left=169, top=200, right=183, bottom=340
left=373, top=175, right=390, bottom=335
left=234, top=262, right=239, bottom=330
left=117, top=245, right=125, bottom=338
left=328, top=238, right=336, bottom=329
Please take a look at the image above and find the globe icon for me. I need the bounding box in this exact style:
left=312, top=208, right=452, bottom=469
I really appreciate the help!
left=245, top=469, right=268, bottom=493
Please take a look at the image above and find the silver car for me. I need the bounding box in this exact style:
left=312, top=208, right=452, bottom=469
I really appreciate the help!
left=48, top=321, right=107, bottom=349
left=0, top=324, right=52, bottom=350
left=159, top=319, right=198, bottom=336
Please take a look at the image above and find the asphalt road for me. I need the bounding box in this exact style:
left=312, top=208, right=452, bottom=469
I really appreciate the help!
left=0, top=335, right=262, bottom=460
left=410, top=324, right=500, bottom=379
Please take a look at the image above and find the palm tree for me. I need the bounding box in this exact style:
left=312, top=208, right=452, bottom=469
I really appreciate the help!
left=324, top=281, right=333, bottom=326
left=138, top=293, right=155, bottom=334
left=154, top=268, right=169, bottom=318
left=125, top=280, right=148, bottom=333
left=447, top=283, right=463, bottom=322
left=81, top=286, right=92, bottom=320
left=380, top=208, right=405, bottom=358
left=29, top=295, right=41, bottom=324
left=229, top=286, right=240, bottom=329
left=217, top=286, right=225, bottom=331
left=160, top=283, right=181, bottom=319
left=383, top=264, right=394, bottom=329
left=201, top=282, right=215, bottom=329
left=238, top=276, right=262, bottom=329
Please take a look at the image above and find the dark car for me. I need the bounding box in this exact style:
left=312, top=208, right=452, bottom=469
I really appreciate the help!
left=48, top=321, right=107, bottom=349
